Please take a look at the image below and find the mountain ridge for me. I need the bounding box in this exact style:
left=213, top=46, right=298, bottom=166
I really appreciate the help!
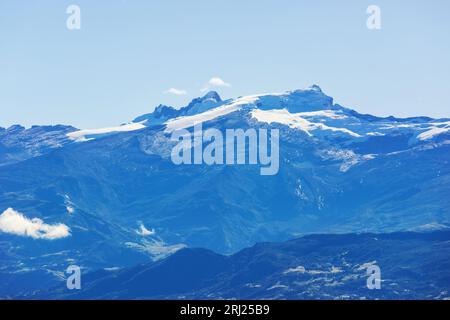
left=1, top=85, right=449, bottom=299
left=26, top=229, right=450, bottom=300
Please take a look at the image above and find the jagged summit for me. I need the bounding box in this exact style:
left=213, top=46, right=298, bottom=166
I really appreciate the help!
left=184, top=91, right=222, bottom=110
left=133, top=104, right=177, bottom=124
left=134, top=86, right=333, bottom=126
left=133, top=91, right=224, bottom=124
left=306, top=84, right=322, bottom=92
left=199, top=90, right=222, bottom=103
left=6, top=124, right=25, bottom=132
left=127, top=85, right=450, bottom=143
left=182, top=91, right=223, bottom=116
left=152, top=104, right=178, bottom=119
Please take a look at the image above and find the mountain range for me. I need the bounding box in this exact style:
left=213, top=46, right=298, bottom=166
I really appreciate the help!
left=28, top=230, right=450, bottom=300
left=1, top=85, right=449, bottom=299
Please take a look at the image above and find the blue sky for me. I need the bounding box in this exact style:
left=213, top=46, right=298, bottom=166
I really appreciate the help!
left=1, top=0, right=449, bottom=129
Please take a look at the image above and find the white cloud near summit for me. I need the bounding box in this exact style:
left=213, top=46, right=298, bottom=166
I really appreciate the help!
left=163, top=88, right=188, bottom=96
left=201, top=77, right=231, bottom=92
left=208, top=77, right=231, bottom=87
left=0, top=208, right=70, bottom=240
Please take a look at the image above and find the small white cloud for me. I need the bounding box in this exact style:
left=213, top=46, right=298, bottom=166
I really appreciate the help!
left=66, top=206, right=75, bottom=214
left=201, top=77, right=231, bottom=92
left=0, top=208, right=71, bottom=240
left=136, top=223, right=155, bottom=236
left=208, top=77, right=231, bottom=87
left=163, top=88, right=187, bottom=96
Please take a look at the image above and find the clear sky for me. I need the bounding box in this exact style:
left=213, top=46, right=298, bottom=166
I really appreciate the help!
left=1, top=0, right=449, bottom=129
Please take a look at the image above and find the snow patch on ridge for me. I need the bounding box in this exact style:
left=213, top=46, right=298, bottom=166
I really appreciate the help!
left=319, top=148, right=376, bottom=172
left=67, top=122, right=146, bottom=142
left=417, top=121, right=450, bottom=140
left=294, top=110, right=348, bottom=119
left=136, top=223, right=155, bottom=236
left=251, top=109, right=361, bottom=137
left=164, top=95, right=261, bottom=132
left=125, top=240, right=186, bottom=261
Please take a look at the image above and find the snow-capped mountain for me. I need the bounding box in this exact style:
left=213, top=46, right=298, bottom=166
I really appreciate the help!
left=59, top=85, right=450, bottom=146
left=1, top=85, right=449, bottom=297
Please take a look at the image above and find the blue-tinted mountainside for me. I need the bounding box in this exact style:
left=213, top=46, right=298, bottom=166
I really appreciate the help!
left=0, top=124, right=76, bottom=166
left=1, top=86, right=449, bottom=298
left=29, top=230, right=450, bottom=300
